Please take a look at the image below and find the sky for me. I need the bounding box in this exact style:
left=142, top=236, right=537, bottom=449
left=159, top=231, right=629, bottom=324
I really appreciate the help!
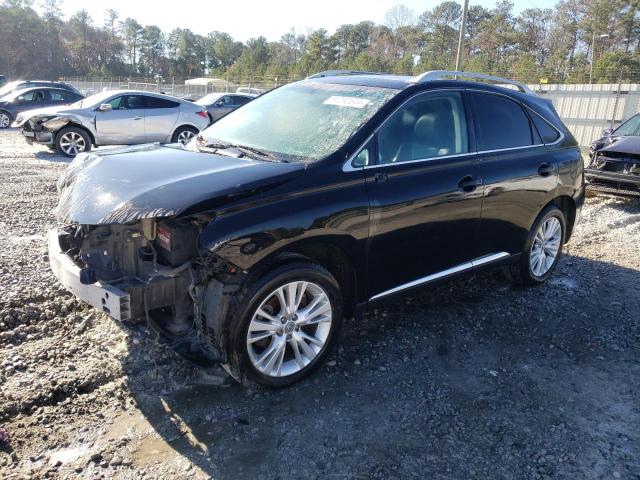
left=48, top=0, right=558, bottom=42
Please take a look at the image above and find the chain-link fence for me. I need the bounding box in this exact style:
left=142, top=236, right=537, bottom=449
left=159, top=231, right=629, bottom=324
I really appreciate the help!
left=61, top=76, right=306, bottom=99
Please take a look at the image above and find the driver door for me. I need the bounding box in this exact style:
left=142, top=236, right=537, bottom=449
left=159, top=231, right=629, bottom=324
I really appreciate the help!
left=364, top=89, right=484, bottom=300
left=95, top=94, right=146, bottom=145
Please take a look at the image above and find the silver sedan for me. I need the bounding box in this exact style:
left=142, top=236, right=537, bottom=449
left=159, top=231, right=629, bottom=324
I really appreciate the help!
left=13, top=90, right=210, bottom=157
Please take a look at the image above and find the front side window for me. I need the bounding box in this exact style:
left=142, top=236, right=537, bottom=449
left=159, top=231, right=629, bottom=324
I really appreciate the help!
left=107, top=95, right=145, bottom=110
left=17, top=91, right=35, bottom=102
left=471, top=92, right=536, bottom=150
left=614, top=114, right=640, bottom=136
left=198, top=82, right=399, bottom=161
left=377, top=90, right=469, bottom=164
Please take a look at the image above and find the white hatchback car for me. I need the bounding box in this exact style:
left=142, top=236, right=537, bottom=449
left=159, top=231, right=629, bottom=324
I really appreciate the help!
left=14, top=90, right=210, bottom=157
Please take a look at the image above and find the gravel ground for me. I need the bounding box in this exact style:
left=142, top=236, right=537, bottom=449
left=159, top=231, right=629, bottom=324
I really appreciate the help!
left=0, top=129, right=639, bottom=480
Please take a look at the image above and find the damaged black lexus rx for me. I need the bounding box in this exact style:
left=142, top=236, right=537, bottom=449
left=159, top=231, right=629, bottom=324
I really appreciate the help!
left=49, top=71, right=585, bottom=387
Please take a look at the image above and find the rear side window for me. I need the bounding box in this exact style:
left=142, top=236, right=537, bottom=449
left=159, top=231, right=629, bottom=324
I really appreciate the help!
left=470, top=92, right=537, bottom=151
left=377, top=90, right=469, bottom=164
left=235, top=96, right=251, bottom=106
left=530, top=112, right=561, bottom=144
left=146, top=96, right=179, bottom=109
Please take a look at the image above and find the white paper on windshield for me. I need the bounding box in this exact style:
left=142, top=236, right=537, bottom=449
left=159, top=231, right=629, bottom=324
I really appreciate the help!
left=323, top=96, right=370, bottom=108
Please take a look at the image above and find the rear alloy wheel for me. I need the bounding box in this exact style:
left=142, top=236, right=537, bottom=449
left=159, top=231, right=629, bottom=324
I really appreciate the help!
left=56, top=127, right=92, bottom=157
left=172, top=126, right=198, bottom=145
left=227, top=262, right=343, bottom=387
left=529, top=217, right=562, bottom=277
left=504, top=205, right=566, bottom=285
left=0, top=111, right=11, bottom=129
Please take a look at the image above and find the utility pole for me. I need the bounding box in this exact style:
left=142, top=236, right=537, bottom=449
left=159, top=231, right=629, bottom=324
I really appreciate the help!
left=455, top=0, right=470, bottom=72
left=589, top=32, right=610, bottom=84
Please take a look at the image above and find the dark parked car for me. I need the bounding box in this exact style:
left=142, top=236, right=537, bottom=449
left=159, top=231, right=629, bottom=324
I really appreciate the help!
left=0, top=87, right=84, bottom=129
left=47, top=70, right=584, bottom=387
left=0, top=80, right=81, bottom=98
left=587, top=113, right=640, bottom=196
left=196, top=92, right=255, bottom=122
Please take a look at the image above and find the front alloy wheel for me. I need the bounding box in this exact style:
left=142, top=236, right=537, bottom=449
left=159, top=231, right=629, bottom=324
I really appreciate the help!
left=59, top=131, right=86, bottom=155
left=0, top=112, right=11, bottom=129
left=56, top=127, right=92, bottom=157
left=226, top=261, right=343, bottom=387
left=247, top=281, right=332, bottom=378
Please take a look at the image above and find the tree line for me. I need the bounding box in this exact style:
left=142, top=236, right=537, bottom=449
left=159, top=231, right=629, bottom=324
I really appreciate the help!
left=0, top=0, right=639, bottom=84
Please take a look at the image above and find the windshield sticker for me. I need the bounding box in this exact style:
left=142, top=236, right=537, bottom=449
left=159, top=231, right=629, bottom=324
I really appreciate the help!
left=323, top=96, right=371, bottom=109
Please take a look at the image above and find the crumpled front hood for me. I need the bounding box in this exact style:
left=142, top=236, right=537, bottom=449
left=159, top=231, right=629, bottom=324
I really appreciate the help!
left=56, top=144, right=306, bottom=225
left=13, top=105, right=72, bottom=126
left=600, top=136, right=640, bottom=156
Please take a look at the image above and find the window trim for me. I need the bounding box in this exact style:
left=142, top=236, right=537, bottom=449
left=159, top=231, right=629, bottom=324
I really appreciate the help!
left=343, top=87, right=565, bottom=172
left=343, top=88, right=473, bottom=172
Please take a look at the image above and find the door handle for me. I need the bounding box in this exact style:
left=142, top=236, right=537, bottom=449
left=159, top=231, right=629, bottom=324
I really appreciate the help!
left=538, top=163, right=554, bottom=176
left=458, top=175, right=483, bottom=192
left=132, top=116, right=142, bottom=120
left=374, top=172, right=388, bottom=184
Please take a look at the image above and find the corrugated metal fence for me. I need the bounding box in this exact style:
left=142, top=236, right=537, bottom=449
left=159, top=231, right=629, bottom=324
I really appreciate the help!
left=529, top=83, right=640, bottom=146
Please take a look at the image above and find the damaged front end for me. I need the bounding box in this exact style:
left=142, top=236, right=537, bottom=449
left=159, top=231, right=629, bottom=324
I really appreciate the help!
left=48, top=216, right=243, bottom=367
left=16, top=110, right=72, bottom=145
left=47, top=144, right=305, bottom=368
left=586, top=148, right=640, bottom=197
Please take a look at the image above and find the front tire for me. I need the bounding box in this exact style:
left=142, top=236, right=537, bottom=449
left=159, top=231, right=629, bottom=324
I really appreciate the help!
left=55, top=127, right=92, bottom=157
left=227, top=262, right=343, bottom=387
left=0, top=111, right=12, bottom=129
left=504, top=205, right=566, bottom=285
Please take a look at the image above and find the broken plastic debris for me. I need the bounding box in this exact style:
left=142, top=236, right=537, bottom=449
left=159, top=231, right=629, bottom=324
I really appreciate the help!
left=0, top=426, right=9, bottom=445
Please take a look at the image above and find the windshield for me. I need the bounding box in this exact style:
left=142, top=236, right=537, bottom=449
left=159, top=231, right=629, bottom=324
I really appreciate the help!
left=0, top=81, right=23, bottom=98
left=70, top=90, right=119, bottom=109
left=614, top=114, right=640, bottom=136
left=197, top=81, right=399, bottom=161
left=197, top=92, right=223, bottom=104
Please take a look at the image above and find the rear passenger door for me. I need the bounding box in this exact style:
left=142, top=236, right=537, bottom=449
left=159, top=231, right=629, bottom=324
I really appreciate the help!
left=144, top=95, right=180, bottom=142
left=364, top=89, right=484, bottom=300
left=469, top=91, right=559, bottom=256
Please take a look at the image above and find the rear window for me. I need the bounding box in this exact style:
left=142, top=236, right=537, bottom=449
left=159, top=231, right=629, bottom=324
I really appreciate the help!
left=146, top=96, right=179, bottom=109
left=470, top=92, right=537, bottom=151
left=530, top=112, right=561, bottom=144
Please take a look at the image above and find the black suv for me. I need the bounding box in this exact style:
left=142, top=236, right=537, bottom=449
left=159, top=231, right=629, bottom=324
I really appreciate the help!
left=48, top=70, right=584, bottom=387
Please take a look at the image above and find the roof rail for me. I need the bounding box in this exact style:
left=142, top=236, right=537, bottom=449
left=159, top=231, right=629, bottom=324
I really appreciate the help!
left=411, top=70, right=534, bottom=94
left=306, top=70, right=383, bottom=79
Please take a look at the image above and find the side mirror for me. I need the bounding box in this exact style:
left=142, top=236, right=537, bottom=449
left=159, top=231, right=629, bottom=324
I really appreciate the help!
left=98, top=103, right=113, bottom=112
left=215, top=100, right=224, bottom=107
left=602, top=127, right=614, bottom=136
left=16, top=96, right=25, bottom=103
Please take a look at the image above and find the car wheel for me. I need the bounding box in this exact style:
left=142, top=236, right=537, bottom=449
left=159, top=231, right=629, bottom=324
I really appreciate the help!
left=172, top=126, right=198, bottom=145
left=55, top=127, right=92, bottom=158
left=227, top=262, right=343, bottom=387
left=0, top=111, right=12, bottom=129
left=504, top=205, right=566, bottom=285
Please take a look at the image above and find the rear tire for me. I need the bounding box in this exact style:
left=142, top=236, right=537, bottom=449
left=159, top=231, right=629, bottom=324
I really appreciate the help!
left=55, top=126, right=92, bottom=158
left=172, top=125, right=198, bottom=145
left=226, top=262, right=343, bottom=387
left=504, top=205, right=566, bottom=285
